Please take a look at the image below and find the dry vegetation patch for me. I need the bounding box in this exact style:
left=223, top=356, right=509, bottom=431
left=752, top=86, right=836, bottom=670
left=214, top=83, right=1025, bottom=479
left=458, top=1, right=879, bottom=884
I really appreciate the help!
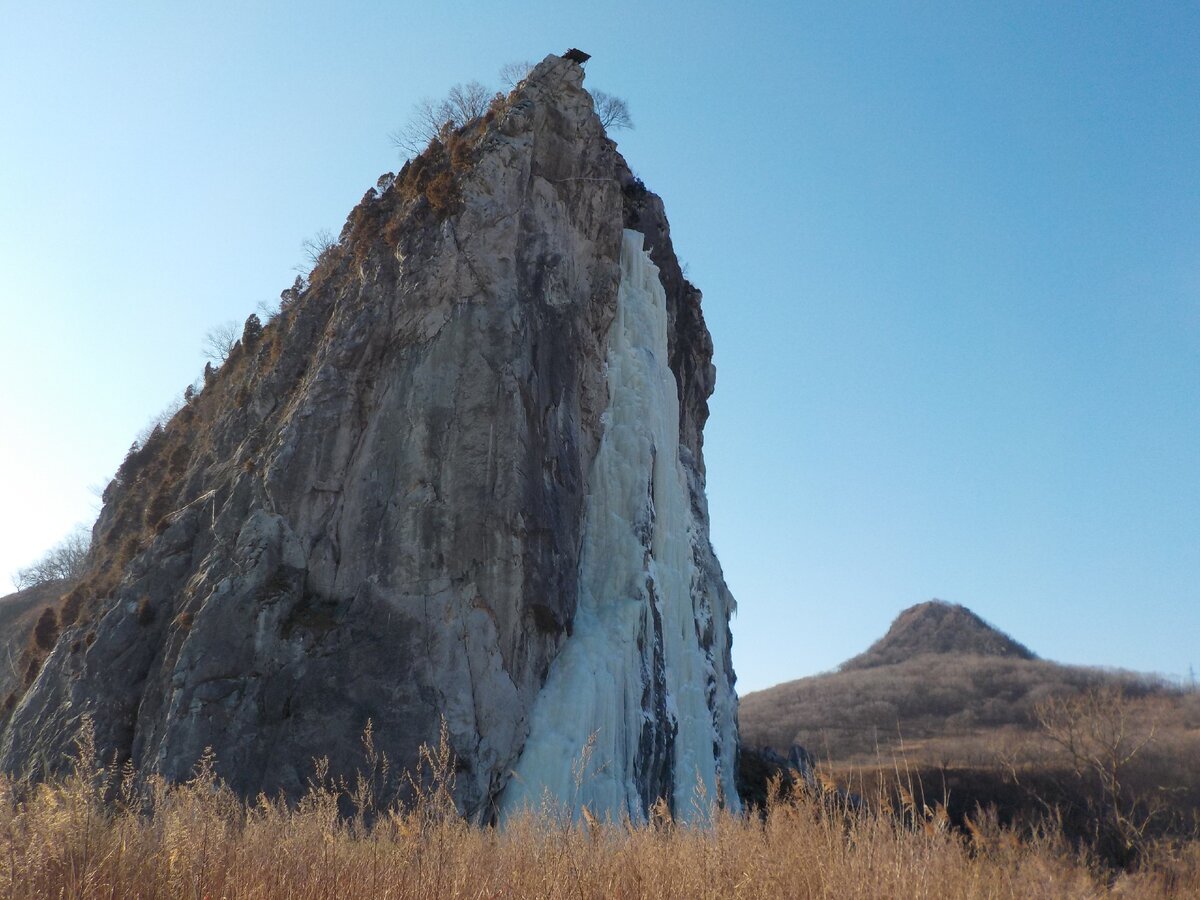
left=1, top=724, right=1197, bottom=899
left=740, top=647, right=1200, bottom=876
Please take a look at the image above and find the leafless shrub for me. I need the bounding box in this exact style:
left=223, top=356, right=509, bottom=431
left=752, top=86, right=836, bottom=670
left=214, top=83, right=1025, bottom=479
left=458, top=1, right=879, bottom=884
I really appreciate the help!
left=499, top=60, right=535, bottom=89
left=202, top=321, right=239, bottom=364
left=255, top=297, right=281, bottom=323
left=390, top=97, right=445, bottom=158
left=1031, top=686, right=1164, bottom=863
left=444, top=81, right=490, bottom=125
left=390, top=81, right=491, bottom=158
left=300, top=228, right=338, bottom=271
left=592, top=90, right=633, bottom=131
left=12, top=526, right=91, bottom=591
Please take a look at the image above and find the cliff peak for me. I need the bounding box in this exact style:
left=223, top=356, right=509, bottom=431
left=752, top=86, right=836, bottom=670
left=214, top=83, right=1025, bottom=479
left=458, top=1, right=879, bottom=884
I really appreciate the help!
left=840, top=600, right=1036, bottom=670
left=1, top=52, right=737, bottom=824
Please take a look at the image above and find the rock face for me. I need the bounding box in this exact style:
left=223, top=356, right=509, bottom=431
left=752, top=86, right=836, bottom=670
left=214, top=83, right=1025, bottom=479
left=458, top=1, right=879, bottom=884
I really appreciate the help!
left=1, top=54, right=739, bottom=821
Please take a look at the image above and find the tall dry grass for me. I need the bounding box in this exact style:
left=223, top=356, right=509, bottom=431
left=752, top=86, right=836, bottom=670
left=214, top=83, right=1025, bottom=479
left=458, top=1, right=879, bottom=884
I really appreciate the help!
left=2, top=727, right=1198, bottom=899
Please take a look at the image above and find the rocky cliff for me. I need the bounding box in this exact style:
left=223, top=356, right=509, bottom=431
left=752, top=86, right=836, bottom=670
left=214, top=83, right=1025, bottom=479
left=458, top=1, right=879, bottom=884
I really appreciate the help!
left=1, top=53, right=739, bottom=821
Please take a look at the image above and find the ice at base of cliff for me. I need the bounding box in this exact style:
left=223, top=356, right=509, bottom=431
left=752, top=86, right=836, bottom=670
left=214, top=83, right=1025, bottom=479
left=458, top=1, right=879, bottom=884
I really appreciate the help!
left=500, top=229, right=737, bottom=823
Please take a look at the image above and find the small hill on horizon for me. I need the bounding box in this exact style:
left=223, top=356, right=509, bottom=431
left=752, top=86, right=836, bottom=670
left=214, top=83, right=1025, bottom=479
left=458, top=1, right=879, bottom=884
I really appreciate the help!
left=840, top=599, right=1036, bottom=671
left=738, top=601, right=1200, bottom=867
left=738, top=600, right=1191, bottom=764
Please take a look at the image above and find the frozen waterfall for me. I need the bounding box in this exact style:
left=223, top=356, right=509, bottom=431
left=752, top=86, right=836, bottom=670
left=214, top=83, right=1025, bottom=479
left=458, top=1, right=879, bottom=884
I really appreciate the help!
left=500, top=229, right=738, bottom=822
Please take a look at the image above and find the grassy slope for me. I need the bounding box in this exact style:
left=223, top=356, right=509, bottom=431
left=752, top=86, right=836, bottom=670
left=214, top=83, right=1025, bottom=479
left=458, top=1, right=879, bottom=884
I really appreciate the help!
left=0, top=582, right=63, bottom=701
left=738, top=652, right=1194, bottom=764
left=739, top=600, right=1197, bottom=765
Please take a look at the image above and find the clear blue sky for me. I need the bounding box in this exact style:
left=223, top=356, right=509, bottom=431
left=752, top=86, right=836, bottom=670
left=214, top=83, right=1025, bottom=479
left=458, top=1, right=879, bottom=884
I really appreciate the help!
left=1, top=2, right=1196, bottom=693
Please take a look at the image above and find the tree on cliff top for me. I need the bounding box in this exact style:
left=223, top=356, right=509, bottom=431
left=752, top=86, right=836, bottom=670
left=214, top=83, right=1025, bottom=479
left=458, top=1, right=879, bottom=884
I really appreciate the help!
left=202, top=321, right=239, bottom=364
left=390, top=81, right=493, bottom=158
left=591, top=91, right=633, bottom=131
left=12, top=526, right=90, bottom=591
left=390, top=67, right=633, bottom=161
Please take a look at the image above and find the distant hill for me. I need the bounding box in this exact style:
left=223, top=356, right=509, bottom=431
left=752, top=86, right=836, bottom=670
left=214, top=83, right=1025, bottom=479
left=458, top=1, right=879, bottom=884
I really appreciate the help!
left=737, top=600, right=1200, bottom=867
left=738, top=600, right=1186, bottom=763
left=739, top=602, right=1200, bottom=868
left=840, top=600, right=1035, bottom=670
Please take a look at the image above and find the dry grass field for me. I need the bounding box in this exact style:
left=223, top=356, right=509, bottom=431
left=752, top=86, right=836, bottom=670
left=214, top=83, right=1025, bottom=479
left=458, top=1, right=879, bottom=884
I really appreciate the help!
left=6, top=598, right=1192, bottom=895
left=3, top=726, right=1198, bottom=899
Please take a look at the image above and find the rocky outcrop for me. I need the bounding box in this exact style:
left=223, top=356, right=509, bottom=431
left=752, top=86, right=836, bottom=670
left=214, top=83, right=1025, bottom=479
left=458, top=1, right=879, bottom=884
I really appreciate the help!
left=1, top=54, right=738, bottom=821
left=841, top=600, right=1036, bottom=671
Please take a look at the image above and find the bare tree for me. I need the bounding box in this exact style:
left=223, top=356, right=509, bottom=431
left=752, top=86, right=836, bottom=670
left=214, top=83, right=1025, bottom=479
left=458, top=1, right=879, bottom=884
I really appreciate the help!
left=86, top=474, right=114, bottom=512
left=390, top=81, right=492, bottom=159
left=591, top=91, right=633, bottom=131
left=1033, top=686, right=1161, bottom=859
left=256, top=297, right=281, bottom=323
left=390, top=97, right=446, bottom=158
left=202, top=321, right=239, bottom=364
left=12, top=526, right=91, bottom=591
left=499, top=60, right=535, bottom=89
left=444, top=81, right=490, bottom=124
left=992, top=685, right=1173, bottom=868
left=300, top=228, right=338, bottom=271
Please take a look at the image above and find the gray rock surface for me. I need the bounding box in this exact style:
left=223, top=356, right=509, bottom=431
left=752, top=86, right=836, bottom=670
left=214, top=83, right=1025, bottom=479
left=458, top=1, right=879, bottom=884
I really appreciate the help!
left=1, top=54, right=737, bottom=819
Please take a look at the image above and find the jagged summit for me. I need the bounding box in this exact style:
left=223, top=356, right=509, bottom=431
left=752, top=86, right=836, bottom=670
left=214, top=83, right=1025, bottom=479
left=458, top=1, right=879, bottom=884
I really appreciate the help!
left=1, top=52, right=738, bottom=823
left=840, top=600, right=1035, bottom=670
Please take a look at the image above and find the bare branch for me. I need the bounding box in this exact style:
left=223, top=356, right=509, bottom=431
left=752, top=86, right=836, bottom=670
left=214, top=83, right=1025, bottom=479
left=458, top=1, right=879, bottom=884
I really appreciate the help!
left=390, top=81, right=495, bottom=159
left=202, top=321, right=239, bottom=364
left=12, top=526, right=91, bottom=591
left=391, top=81, right=489, bottom=160
left=390, top=96, right=444, bottom=158
left=591, top=90, right=633, bottom=131
left=499, top=60, right=535, bottom=89
left=300, top=228, right=338, bottom=271
left=444, top=81, right=490, bottom=124
left=1033, top=685, right=1162, bottom=861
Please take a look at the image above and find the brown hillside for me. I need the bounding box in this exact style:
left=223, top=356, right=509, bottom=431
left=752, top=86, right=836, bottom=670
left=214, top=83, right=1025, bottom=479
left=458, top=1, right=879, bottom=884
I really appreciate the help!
left=0, top=582, right=64, bottom=703
left=738, top=601, right=1190, bottom=763
left=739, top=652, right=1180, bottom=762
left=738, top=601, right=1200, bottom=868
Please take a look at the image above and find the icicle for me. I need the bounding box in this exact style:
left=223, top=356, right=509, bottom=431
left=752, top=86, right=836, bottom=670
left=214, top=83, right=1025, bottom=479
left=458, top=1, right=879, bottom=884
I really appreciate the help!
left=500, top=230, right=737, bottom=822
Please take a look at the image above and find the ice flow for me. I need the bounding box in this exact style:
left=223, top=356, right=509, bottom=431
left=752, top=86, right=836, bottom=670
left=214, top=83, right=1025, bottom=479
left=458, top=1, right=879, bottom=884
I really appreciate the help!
left=500, top=229, right=738, bottom=822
